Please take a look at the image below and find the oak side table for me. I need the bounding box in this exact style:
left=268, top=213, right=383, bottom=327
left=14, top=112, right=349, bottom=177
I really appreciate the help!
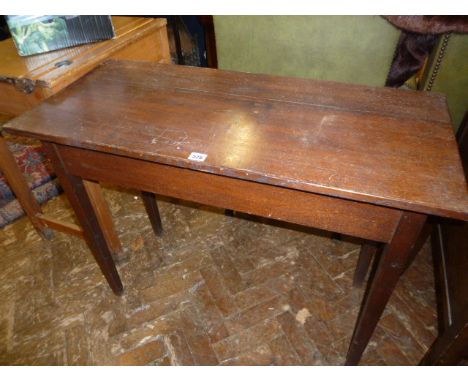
left=5, top=61, right=468, bottom=365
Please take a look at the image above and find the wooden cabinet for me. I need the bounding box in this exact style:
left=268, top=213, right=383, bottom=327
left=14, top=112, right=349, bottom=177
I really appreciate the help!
left=0, top=17, right=170, bottom=119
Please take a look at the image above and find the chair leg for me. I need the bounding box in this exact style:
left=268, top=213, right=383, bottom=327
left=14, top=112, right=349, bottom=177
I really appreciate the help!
left=0, top=135, right=51, bottom=239
left=353, top=242, right=379, bottom=287
left=142, top=191, right=163, bottom=236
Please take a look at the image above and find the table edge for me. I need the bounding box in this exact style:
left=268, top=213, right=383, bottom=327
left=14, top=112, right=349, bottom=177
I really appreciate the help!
left=4, top=126, right=467, bottom=222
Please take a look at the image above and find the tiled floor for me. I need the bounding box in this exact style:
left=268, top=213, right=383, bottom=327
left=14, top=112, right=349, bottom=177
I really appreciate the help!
left=0, top=186, right=438, bottom=365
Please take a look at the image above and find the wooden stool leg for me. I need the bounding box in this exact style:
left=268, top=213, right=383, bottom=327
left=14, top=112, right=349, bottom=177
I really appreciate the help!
left=44, top=143, right=123, bottom=295
left=0, top=135, right=51, bottom=239
left=83, top=180, right=123, bottom=255
left=345, top=211, right=427, bottom=365
left=353, top=242, right=379, bottom=287
left=142, top=191, right=163, bottom=236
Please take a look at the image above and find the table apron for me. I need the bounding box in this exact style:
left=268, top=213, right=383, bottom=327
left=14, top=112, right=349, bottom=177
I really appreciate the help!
left=56, top=144, right=402, bottom=243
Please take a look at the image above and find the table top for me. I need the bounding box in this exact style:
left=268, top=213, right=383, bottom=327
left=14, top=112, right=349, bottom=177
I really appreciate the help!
left=0, top=17, right=166, bottom=92
left=5, top=60, right=468, bottom=221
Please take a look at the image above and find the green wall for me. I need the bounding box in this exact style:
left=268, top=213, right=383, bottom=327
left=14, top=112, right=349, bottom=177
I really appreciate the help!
left=214, top=16, right=467, bottom=130
left=427, top=34, right=468, bottom=129
left=214, top=16, right=400, bottom=86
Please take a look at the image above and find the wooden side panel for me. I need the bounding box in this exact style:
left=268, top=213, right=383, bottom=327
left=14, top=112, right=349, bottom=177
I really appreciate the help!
left=57, top=145, right=401, bottom=243
left=0, top=82, right=42, bottom=116
left=0, top=18, right=170, bottom=116
left=36, top=18, right=169, bottom=96
left=111, top=26, right=171, bottom=64
left=157, top=23, right=172, bottom=64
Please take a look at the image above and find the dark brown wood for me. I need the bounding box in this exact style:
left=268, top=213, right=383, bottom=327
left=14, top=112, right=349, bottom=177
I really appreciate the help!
left=403, top=222, right=433, bottom=276
left=445, top=113, right=468, bottom=322
left=346, top=211, right=427, bottom=365
left=141, top=191, right=163, bottom=236
left=431, top=223, right=453, bottom=333
left=353, top=242, right=378, bottom=287
left=43, top=142, right=123, bottom=295
left=199, top=16, right=218, bottom=68
left=169, top=16, right=185, bottom=65
left=354, top=222, right=432, bottom=288
left=83, top=179, right=123, bottom=255
left=420, top=305, right=468, bottom=365
left=427, top=112, right=468, bottom=364
left=5, top=61, right=467, bottom=221
left=430, top=221, right=468, bottom=363
left=456, top=111, right=468, bottom=178
left=56, top=145, right=402, bottom=243
left=331, top=233, right=342, bottom=241
left=4, top=61, right=467, bottom=365
left=224, top=209, right=234, bottom=217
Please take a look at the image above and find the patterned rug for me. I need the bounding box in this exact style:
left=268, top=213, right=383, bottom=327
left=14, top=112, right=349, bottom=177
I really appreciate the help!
left=0, top=135, right=61, bottom=228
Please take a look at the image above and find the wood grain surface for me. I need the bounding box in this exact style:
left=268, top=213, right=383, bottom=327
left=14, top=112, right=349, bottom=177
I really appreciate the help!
left=56, top=144, right=402, bottom=243
left=5, top=60, right=468, bottom=220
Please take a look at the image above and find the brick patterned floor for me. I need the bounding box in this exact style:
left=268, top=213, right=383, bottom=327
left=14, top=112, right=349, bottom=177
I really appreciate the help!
left=0, top=186, right=438, bottom=365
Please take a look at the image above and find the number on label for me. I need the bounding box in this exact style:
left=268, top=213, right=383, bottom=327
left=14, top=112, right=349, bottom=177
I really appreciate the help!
left=188, top=152, right=208, bottom=162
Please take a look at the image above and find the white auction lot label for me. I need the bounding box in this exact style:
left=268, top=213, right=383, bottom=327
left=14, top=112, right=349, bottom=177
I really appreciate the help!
left=187, top=152, right=208, bottom=162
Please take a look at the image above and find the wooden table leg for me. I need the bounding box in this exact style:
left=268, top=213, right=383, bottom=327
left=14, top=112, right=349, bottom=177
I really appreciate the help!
left=141, top=191, right=163, bottom=236
left=353, top=242, right=379, bottom=287
left=419, top=306, right=468, bottom=365
left=84, top=179, right=123, bottom=254
left=353, top=223, right=431, bottom=288
left=345, top=211, right=427, bottom=365
left=0, top=134, right=51, bottom=239
left=44, top=142, right=123, bottom=295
